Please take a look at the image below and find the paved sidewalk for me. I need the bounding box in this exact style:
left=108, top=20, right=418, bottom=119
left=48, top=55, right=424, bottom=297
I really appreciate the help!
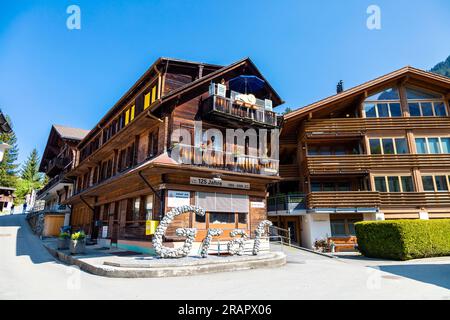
left=2, top=214, right=450, bottom=299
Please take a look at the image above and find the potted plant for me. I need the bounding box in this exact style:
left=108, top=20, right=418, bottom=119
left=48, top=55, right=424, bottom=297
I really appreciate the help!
left=313, top=238, right=328, bottom=252
left=328, top=239, right=336, bottom=253
left=70, top=231, right=86, bottom=255
left=57, top=232, right=71, bottom=250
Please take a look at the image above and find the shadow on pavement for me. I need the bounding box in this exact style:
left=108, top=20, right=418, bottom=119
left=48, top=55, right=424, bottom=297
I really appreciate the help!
left=0, top=214, right=56, bottom=264
left=377, top=264, right=450, bottom=290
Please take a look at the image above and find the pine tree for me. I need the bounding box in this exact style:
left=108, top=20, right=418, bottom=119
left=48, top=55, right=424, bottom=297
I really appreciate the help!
left=20, top=148, right=44, bottom=190
left=0, top=114, right=19, bottom=188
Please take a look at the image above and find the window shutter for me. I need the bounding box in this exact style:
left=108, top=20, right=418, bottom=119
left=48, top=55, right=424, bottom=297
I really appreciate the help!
left=231, top=194, right=249, bottom=213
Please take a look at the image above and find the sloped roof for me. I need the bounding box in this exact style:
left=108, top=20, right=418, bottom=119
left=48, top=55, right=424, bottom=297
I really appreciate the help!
left=285, top=66, right=450, bottom=121
left=53, top=125, right=89, bottom=141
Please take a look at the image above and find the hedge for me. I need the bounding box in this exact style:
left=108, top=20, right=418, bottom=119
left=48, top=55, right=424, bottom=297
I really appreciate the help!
left=355, top=219, right=450, bottom=261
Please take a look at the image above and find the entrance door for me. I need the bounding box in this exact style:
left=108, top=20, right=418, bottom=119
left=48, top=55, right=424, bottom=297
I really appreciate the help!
left=91, top=206, right=101, bottom=240
left=285, top=217, right=301, bottom=245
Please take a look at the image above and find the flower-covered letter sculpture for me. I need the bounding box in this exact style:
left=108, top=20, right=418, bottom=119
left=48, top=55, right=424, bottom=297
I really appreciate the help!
left=152, top=205, right=205, bottom=258
left=199, top=228, right=223, bottom=258
left=252, top=220, right=272, bottom=255
left=227, top=229, right=248, bottom=256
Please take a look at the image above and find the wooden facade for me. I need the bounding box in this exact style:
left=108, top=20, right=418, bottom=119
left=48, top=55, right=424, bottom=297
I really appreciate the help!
left=268, top=66, right=450, bottom=249
left=63, top=58, right=283, bottom=251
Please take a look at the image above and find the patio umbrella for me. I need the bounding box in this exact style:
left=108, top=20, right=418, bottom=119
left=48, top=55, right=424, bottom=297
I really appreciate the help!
left=229, top=75, right=265, bottom=94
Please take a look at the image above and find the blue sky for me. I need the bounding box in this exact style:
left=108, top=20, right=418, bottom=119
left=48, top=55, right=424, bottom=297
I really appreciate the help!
left=0, top=0, right=449, bottom=166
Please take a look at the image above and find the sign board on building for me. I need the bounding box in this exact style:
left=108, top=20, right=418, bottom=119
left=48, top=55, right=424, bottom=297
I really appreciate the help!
left=101, top=226, right=108, bottom=238
left=167, top=190, right=191, bottom=208
left=190, top=177, right=250, bottom=190
left=251, top=201, right=265, bottom=208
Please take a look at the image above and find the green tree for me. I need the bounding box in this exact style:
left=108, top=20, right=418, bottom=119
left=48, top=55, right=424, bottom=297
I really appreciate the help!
left=0, top=114, right=19, bottom=188
left=430, top=55, right=450, bottom=78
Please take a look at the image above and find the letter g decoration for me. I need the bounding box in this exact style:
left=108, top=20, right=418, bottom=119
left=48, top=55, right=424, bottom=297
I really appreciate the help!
left=152, top=205, right=205, bottom=258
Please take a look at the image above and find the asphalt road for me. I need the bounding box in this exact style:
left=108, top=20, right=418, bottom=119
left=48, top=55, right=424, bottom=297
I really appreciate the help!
left=1, top=214, right=450, bottom=300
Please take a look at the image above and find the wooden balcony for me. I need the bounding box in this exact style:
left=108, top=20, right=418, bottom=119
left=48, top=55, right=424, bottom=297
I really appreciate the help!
left=202, top=95, right=278, bottom=128
left=307, top=192, right=381, bottom=209
left=279, top=164, right=299, bottom=179
left=306, top=154, right=450, bottom=175
left=46, top=157, right=71, bottom=176
left=304, top=117, right=450, bottom=139
left=306, top=191, right=450, bottom=210
left=172, top=144, right=279, bottom=176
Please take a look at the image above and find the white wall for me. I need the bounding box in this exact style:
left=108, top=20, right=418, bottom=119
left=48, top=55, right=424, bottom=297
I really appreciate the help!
left=301, top=214, right=332, bottom=249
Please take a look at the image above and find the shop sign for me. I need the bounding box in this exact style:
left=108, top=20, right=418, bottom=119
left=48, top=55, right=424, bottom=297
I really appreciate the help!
left=168, top=190, right=191, bottom=208
left=190, top=177, right=250, bottom=190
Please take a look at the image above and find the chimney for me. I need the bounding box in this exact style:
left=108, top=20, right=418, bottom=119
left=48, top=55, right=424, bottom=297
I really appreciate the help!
left=336, top=80, right=344, bottom=94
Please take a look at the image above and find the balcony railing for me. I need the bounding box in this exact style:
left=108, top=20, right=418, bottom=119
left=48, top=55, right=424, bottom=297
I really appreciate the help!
left=306, top=154, right=450, bottom=175
left=267, top=194, right=307, bottom=215
left=202, top=95, right=277, bottom=127
left=46, top=157, right=71, bottom=175
left=171, top=144, right=279, bottom=176
left=305, top=117, right=450, bottom=138
left=36, top=175, right=62, bottom=198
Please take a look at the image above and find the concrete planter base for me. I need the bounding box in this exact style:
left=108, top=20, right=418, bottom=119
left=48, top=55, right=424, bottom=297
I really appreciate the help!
left=70, top=239, right=86, bottom=255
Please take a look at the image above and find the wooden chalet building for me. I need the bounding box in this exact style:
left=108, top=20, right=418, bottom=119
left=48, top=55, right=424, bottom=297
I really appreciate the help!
left=63, top=57, right=283, bottom=253
left=31, top=125, right=89, bottom=236
left=268, top=67, right=450, bottom=250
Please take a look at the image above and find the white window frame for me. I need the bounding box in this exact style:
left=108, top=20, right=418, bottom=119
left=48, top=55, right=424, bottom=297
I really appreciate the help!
left=368, top=137, right=408, bottom=155
left=421, top=174, right=450, bottom=192
left=363, top=101, right=402, bottom=118
left=373, top=175, right=415, bottom=192
left=415, top=137, right=450, bottom=154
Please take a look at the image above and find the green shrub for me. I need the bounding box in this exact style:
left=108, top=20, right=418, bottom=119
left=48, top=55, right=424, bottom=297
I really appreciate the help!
left=355, top=219, right=450, bottom=261
left=58, top=232, right=70, bottom=239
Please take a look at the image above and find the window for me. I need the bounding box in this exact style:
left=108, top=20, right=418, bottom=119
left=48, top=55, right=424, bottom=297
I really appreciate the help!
left=382, top=139, right=395, bottom=154
left=310, top=181, right=352, bottom=192
left=364, top=88, right=402, bottom=118
left=369, top=139, right=382, bottom=154
left=442, top=138, right=450, bottom=154
left=132, top=197, right=140, bottom=221
left=415, top=137, right=450, bottom=154
left=401, top=176, right=414, bottom=192
left=422, top=175, right=450, bottom=192
left=209, top=213, right=235, bottom=224
left=374, top=177, right=387, bottom=192
left=144, top=195, right=153, bottom=220
left=195, top=213, right=206, bottom=223
left=415, top=138, right=428, bottom=154
left=395, top=139, right=408, bottom=154
left=330, top=219, right=346, bottom=236
left=387, top=176, right=401, bottom=192
left=364, top=103, right=402, bottom=118
left=422, top=176, right=435, bottom=191
left=406, top=87, right=447, bottom=117
left=330, top=218, right=360, bottom=237
left=238, top=213, right=248, bottom=224
left=369, top=138, right=408, bottom=155
left=374, top=176, right=414, bottom=192
left=435, top=176, right=448, bottom=191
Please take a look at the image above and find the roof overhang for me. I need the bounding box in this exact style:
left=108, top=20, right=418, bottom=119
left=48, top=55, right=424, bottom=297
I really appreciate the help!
left=284, top=66, right=450, bottom=123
